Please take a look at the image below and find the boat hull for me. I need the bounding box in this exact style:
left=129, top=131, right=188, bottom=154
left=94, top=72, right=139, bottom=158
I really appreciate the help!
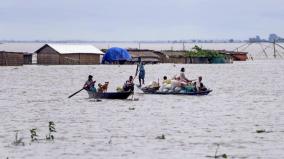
left=140, top=88, right=212, bottom=96
left=88, top=91, right=132, bottom=99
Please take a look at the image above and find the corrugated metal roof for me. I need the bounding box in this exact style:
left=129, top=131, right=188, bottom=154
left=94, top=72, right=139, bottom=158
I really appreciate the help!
left=0, top=43, right=43, bottom=54
left=46, top=44, right=104, bottom=54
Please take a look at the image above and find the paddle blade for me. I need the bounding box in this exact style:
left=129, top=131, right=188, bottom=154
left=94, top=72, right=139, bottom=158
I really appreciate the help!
left=68, top=88, right=84, bottom=98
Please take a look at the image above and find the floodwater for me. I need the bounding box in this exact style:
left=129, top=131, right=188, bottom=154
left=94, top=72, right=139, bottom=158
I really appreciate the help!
left=0, top=60, right=284, bottom=159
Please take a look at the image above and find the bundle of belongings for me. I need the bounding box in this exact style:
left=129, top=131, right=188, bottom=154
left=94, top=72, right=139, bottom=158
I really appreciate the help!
left=141, top=81, right=160, bottom=93
left=142, top=76, right=207, bottom=93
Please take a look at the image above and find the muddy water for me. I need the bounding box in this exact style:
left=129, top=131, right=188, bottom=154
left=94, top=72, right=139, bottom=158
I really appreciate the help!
left=0, top=60, right=283, bottom=158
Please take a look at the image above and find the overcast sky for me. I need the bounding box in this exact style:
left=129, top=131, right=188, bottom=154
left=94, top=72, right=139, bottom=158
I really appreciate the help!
left=0, top=0, right=283, bottom=41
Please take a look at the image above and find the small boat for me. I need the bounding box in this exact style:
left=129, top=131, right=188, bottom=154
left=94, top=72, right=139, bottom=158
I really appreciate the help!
left=138, top=86, right=212, bottom=96
left=88, top=91, right=133, bottom=99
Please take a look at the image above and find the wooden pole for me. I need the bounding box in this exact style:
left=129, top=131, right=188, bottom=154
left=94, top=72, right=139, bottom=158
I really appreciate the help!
left=273, top=40, right=276, bottom=58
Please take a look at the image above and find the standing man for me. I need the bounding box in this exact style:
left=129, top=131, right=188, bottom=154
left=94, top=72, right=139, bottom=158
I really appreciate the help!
left=135, top=57, right=145, bottom=87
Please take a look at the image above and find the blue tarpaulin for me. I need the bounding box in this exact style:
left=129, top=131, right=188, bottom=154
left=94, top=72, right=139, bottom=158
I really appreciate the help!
left=102, top=47, right=132, bottom=64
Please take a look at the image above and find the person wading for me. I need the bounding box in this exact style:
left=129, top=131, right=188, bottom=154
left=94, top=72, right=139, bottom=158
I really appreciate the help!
left=135, top=57, right=145, bottom=87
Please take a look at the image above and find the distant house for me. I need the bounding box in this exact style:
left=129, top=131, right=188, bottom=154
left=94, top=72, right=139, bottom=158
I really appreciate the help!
left=156, top=51, right=188, bottom=63
left=0, top=51, right=24, bottom=66
left=218, top=50, right=248, bottom=61
left=0, top=43, right=39, bottom=65
left=127, top=49, right=160, bottom=64
left=35, top=44, right=104, bottom=65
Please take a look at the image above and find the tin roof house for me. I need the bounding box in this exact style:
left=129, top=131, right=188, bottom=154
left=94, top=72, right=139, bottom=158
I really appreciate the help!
left=35, top=44, right=104, bottom=65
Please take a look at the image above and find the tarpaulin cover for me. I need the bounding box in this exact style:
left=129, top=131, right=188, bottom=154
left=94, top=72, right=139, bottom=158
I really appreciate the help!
left=102, top=47, right=132, bottom=63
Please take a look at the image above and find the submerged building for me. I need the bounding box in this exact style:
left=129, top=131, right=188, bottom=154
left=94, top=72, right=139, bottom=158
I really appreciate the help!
left=0, top=51, right=24, bottom=66
left=35, top=44, right=104, bottom=65
left=0, top=43, right=39, bottom=66
left=127, top=49, right=160, bottom=64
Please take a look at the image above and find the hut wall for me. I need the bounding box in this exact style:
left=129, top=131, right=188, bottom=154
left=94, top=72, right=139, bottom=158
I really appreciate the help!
left=0, top=52, right=23, bottom=66
left=37, top=46, right=60, bottom=65
left=24, top=54, right=33, bottom=64
left=232, top=54, right=248, bottom=61
left=79, top=54, right=100, bottom=64
left=153, top=52, right=167, bottom=63
left=60, top=53, right=100, bottom=65
left=60, top=54, right=80, bottom=64
left=0, top=52, right=3, bottom=65
left=189, top=57, right=209, bottom=64
left=167, top=57, right=187, bottom=64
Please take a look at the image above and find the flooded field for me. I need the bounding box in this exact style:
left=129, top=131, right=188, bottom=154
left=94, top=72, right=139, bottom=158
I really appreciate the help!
left=0, top=60, right=284, bottom=158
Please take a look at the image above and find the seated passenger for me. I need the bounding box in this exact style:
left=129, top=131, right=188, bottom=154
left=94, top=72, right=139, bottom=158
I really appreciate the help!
left=123, top=76, right=134, bottom=92
left=180, top=67, right=193, bottom=84
left=195, top=76, right=207, bottom=92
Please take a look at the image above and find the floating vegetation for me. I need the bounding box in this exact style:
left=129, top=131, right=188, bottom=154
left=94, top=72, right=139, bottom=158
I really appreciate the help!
left=46, top=121, right=56, bottom=140
left=12, top=130, right=25, bottom=146
left=13, top=121, right=57, bottom=145
left=206, top=144, right=228, bottom=158
left=256, top=129, right=272, bottom=133
left=256, top=129, right=266, bottom=133
left=108, top=136, right=112, bottom=144
left=30, top=128, right=38, bottom=142
left=155, top=134, right=165, bottom=140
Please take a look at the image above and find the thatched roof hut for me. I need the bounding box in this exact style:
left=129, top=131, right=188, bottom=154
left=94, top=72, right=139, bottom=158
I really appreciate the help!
left=156, top=50, right=188, bottom=63
left=127, top=49, right=160, bottom=64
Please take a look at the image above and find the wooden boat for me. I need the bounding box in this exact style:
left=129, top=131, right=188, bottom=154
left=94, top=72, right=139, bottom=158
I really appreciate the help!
left=138, top=86, right=212, bottom=96
left=88, top=91, right=133, bottom=99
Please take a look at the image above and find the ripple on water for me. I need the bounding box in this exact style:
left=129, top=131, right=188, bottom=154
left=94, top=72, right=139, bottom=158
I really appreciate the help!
left=0, top=61, right=284, bottom=158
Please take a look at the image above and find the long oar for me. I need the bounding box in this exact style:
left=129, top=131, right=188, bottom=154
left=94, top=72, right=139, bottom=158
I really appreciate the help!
left=68, top=88, right=85, bottom=98
left=68, top=81, right=95, bottom=98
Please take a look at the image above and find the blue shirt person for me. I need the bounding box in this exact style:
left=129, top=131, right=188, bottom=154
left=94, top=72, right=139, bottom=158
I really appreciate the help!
left=135, top=57, right=145, bottom=87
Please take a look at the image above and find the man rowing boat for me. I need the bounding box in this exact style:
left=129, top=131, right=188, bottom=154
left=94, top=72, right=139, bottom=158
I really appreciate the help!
left=84, top=75, right=96, bottom=92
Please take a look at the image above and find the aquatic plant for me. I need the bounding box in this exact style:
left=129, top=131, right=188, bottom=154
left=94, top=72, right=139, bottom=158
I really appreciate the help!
left=256, top=129, right=266, bottom=133
left=108, top=136, right=112, bottom=144
left=12, top=130, right=25, bottom=146
left=30, top=128, right=38, bottom=141
left=155, top=134, right=165, bottom=140
left=206, top=144, right=228, bottom=158
left=46, top=121, right=56, bottom=140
